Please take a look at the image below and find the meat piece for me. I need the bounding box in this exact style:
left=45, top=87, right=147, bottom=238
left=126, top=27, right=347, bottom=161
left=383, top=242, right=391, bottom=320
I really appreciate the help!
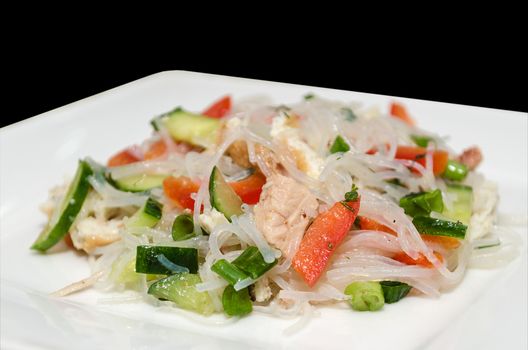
left=457, top=146, right=483, bottom=170
left=253, top=276, right=272, bottom=302
left=70, top=217, right=123, bottom=253
left=253, top=174, right=319, bottom=256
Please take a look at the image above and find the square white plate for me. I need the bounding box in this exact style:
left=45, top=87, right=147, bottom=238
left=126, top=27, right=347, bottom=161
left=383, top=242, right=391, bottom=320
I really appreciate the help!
left=1, top=71, right=527, bottom=350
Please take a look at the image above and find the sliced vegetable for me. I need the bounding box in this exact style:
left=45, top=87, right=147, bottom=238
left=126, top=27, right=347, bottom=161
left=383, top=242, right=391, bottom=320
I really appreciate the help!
left=330, top=135, right=350, bottom=154
left=443, top=184, right=473, bottom=225
left=31, top=160, right=93, bottom=251
left=222, top=285, right=252, bottom=316
left=147, top=273, right=214, bottom=315
left=395, top=146, right=449, bottom=176
left=412, top=216, right=467, bottom=239
left=421, top=234, right=461, bottom=249
left=126, top=197, right=163, bottom=228
left=211, top=259, right=249, bottom=285
left=390, top=102, right=415, bottom=126
left=228, top=171, right=266, bottom=205
left=410, top=135, right=434, bottom=148
left=202, top=96, right=231, bottom=119
left=171, top=214, right=196, bottom=241
left=393, top=251, right=444, bottom=268
left=380, top=281, right=412, bottom=304
left=162, top=109, right=221, bottom=148
left=292, top=194, right=360, bottom=287
left=357, top=216, right=396, bottom=235
left=442, top=159, right=469, bottom=181
left=399, top=189, right=444, bottom=218
left=107, top=149, right=140, bottom=167
left=232, top=246, right=277, bottom=279
left=144, top=139, right=167, bottom=160
left=344, top=281, right=384, bottom=311
left=135, top=245, right=198, bottom=274
left=209, top=166, right=243, bottom=220
left=114, top=174, right=167, bottom=192
left=163, top=176, right=200, bottom=211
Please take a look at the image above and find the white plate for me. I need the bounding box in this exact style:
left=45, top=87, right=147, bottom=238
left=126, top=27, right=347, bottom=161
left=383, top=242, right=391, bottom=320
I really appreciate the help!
left=1, top=71, right=526, bottom=350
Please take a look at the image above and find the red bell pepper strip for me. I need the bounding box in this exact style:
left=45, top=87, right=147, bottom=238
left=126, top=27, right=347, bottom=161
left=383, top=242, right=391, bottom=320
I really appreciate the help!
left=163, top=176, right=201, bottom=210
left=144, top=140, right=167, bottom=160
left=395, top=146, right=449, bottom=176
left=393, top=251, right=444, bottom=268
left=390, top=102, right=415, bottom=126
left=228, top=172, right=266, bottom=205
left=357, top=216, right=397, bottom=235
left=292, top=197, right=361, bottom=287
left=203, top=96, right=232, bottom=119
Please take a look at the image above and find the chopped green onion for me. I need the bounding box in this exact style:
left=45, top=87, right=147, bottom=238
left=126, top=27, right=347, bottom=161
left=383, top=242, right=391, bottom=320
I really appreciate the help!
left=380, top=281, right=412, bottom=304
left=442, top=160, right=468, bottom=181
left=171, top=214, right=196, bottom=241
left=211, top=259, right=249, bottom=285
left=232, top=246, right=277, bottom=279
left=412, top=216, right=467, bottom=239
left=330, top=135, right=350, bottom=154
left=222, top=285, right=252, bottom=316
left=344, top=281, right=384, bottom=311
left=399, top=189, right=444, bottom=217
left=341, top=107, right=357, bottom=121
left=410, top=135, right=434, bottom=148
left=135, top=245, right=198, bottom=274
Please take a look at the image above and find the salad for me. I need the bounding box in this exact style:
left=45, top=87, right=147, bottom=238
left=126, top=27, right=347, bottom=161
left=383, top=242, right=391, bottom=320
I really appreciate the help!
left=32, top=94, right=515, bottom=321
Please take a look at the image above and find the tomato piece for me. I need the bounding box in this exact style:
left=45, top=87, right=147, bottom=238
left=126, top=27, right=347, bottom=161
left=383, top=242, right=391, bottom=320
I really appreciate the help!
left=144, top=140, right=167, bottom=160
left=64, top=233, right=75, bottom=249
left=163, top=176, right=200, bottom=211
left=107, top=149, right=140, bottom=167
left=357, top=216, right=397, bottom=235
left=390, top=102, right=415, bottom=126
left=393, top=251, right=443, bottom=268
left=202, top=96, right=231, bottom=119
left=228, top=172, right=266, bottom=205
left=292, top=198, right=361, bottom=287
left=395, top=146, right=449, bottom=175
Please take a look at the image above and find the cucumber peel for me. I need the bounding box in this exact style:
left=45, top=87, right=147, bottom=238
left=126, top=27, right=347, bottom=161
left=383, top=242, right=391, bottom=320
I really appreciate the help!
left=209, top=166, right=243, bottom=221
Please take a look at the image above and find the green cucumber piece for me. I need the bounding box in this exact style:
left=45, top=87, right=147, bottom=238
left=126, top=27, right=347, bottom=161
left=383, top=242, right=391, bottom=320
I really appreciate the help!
left=412, top=216, right=467, bottom=239
left=135, top=245, right=198, bottom=274
left=113, top=174, right=167, bottom=192
left=31, top=160, right=93, bottom=252
left=380, top=281, right=412, bottom=304
left=162, top=109, right=221, bottom=148
left=148, top=273, right=214, bottom=315
left=209, top=166, right=243, bottom=221
left=171, top=214, right=196, bottom=241
left=126, top=197, right=163, bottom=229
left=443, top=184, right=473, bottom=225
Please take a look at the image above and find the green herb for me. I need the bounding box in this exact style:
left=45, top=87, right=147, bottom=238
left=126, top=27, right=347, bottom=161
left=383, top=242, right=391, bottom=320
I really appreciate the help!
left=232, top=246, right=277, bottom=279
left=344, top=184, right=359, bottom=202
left=171, top=214, right=196, bottom=241
left=442, top=160, right=468, bottom=181
left=341, top=107, right=357, bottom=121
left=211, top=259, right=250, bottom=285
left=399, top=189, right=444, bottom=217
left=412, top=216, right=467, bottom=239
left=410, top=135, right=434, bottom=148
left=344, top=281, right=384, bottom=311
left=330, top=135, right=350, bottom=154
left=304, top=93, right=315, bottom=100
left=222, top=285, right=252, bottom=316
left=380, top=281, right=412, bottom=304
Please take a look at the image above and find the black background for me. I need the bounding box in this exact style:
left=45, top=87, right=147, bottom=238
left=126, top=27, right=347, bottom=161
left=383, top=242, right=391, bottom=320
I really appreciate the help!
left=3, top=28, right=526, bottom=128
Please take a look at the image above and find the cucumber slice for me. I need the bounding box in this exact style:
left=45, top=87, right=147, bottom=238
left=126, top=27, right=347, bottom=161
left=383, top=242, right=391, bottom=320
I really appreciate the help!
left=443, top=184, right=473, bottom=225
left=412, top=216, right=467, bottom=239
left=161, top=109, right=221, bottom=148
left=209, top=166, right=243, bottom=221
left=135, top=245, right=198, bottom=274
left=113, top=174, right=168, bottom=192
left=148, top=273, right=215, bottom=315
left=31, top=160, right=93, bottom=252
left=126, top=197, right=163, bottom=229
